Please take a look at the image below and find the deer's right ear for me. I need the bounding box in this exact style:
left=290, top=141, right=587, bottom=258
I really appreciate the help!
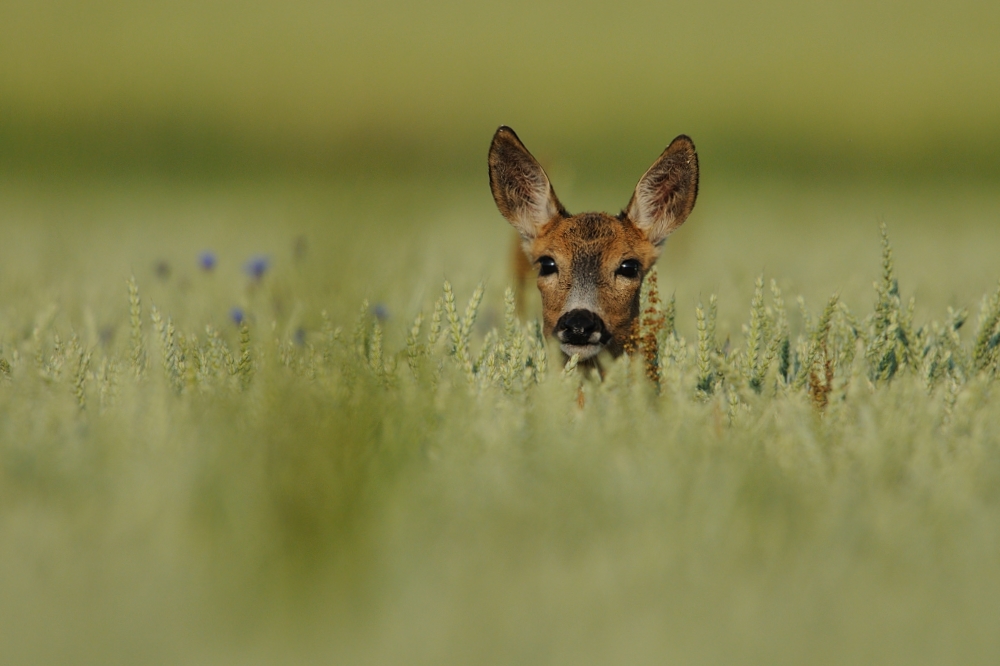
left=489, top=126, right=566, bottom=240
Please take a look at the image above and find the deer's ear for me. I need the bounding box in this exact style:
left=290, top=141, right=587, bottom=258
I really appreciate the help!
left=489, top=126, right=566, bottom=240
left=625, top=135, right=699, bottom=247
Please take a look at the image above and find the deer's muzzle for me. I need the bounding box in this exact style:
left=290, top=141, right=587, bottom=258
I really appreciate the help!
left=554, top=309, right=611, bottom=360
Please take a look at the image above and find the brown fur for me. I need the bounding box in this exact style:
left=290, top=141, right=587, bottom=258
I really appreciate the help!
left=489, top=126, right=698, bottom=361
left=510, top=234, right=533, bottom=314
left=528, top=212, right=657, bottom=356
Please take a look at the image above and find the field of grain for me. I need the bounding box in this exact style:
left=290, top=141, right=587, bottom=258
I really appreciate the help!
left=3, top=1, right=1000, bottom=663
left=2, top=174, right=1000, bottom=664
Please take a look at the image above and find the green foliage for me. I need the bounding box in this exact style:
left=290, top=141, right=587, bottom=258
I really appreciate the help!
left=8, top=224, right=995, bottom=423
left=741, top=274, right=772, bottom=394
left=694, top=295, right=719, bottom=398
left=5, top=226, right=1000, bottom=664
left=867, top=224, right=911, bottom=383
left=127, top=275, right=146, bottom=379
left=972, top=281, right=1000, bottom=374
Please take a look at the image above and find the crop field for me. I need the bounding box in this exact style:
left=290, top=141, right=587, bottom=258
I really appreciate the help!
left=4, top=0, right=1000, bottom=663
left=2, top=174, right=1000, bottom=665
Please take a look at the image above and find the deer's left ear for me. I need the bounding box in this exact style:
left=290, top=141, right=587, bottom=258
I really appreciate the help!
left=625, top=135, right=699, bottom=247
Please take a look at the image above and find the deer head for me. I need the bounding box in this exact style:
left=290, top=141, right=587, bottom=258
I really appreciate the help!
left=489, top=126, right=699, bottom=361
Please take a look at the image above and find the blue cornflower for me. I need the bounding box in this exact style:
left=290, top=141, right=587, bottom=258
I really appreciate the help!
left=244, top=255, right=270, bottom=280
left=199, top=250, right=217, bottom=271
left=230, top=307, right=245, bottom=325
left=373, top=303, right=389, bottom=321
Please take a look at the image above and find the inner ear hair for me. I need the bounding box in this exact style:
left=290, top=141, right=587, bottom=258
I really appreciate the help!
left=489, top=126, right=566, bottom=240
left=625, top=135, right=699, bottom=246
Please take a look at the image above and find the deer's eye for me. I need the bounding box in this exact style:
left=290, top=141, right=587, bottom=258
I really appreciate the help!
left=538, top=256, right=558, bottom=276
left=616, top=259, right=641, bottom=279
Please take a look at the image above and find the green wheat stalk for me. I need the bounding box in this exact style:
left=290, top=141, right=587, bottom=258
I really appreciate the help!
left=972, top=280, right=1000, bottom=374
left=695, top=297, right=719, bottom=398
left=73, top=346, right=92, bottom=410
left=127, top=275, right=146, bottom=379
left=237, top=319, right=252, bottom=390
left=406, top=311, right=424, bottom=377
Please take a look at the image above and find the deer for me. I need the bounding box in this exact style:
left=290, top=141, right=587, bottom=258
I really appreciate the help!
left=488, top=126, right=699, bottom=364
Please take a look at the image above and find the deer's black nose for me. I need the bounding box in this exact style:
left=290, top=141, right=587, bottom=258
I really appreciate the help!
left=555, top=309, right=606, bottom=345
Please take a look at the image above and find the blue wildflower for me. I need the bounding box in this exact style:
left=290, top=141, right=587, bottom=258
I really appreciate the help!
left=244, top=255, right=270, bottom=280
left=230, top=307, right=245, bottom=325
left=199, top=250, right=217, bottom=271
left=373, top=303, right=389, bottom=321
left=294, top=327, right=306, bottom=346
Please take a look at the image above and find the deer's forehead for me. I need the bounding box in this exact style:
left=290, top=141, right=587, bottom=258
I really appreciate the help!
left=534, top=213, right=649, bottom=259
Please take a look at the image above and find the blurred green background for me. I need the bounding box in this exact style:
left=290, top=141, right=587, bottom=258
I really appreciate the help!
left=2, top=0, right=999, bottom=182
left=2, top=0, right=999, bottom=339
